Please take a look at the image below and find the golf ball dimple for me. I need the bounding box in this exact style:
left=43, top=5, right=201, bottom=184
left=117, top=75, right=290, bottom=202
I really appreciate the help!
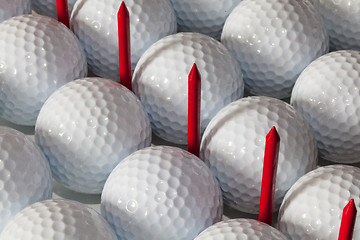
left=133, top=32, right=244, bottom=144
left=0, top=0, right=31, bottom=23
left=221, top=0, right=329, bottom=98
left=70, top=0, right=177, bottom=81
left=101, top=146, right=223, bottom=240
left=0, top=199, right=117, bottom=240
left=195, top=218, right=287, bottom=240
left=278, top=165, right=360, bottom=239
left=169, top=0, right=242, bottom=40
left=291, top=50, right=360, bottom=163
left=309, top=0, right=360, bottom=51
left=0, top=126, right=52, bottom=232
left=32, top=0, right=77, bottom=19
left=35, top=77, right=152, bottom=194
left=200, top=96, right=318, bottom=214
left=0, top=14, right=87, bottom=126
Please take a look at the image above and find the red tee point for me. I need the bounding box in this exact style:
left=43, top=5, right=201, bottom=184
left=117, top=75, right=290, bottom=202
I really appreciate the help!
left=187, top=63, right=201, bottom=157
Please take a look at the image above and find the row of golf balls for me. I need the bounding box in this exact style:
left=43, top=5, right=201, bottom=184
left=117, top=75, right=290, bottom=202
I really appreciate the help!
left=0, top=0, right=360, bottom=163
left=1, top=122, right=359, bottom=239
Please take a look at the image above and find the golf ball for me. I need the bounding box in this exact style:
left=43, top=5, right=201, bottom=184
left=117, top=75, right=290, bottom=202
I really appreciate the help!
left=0, top=126, right=52, bottom=232
left=221, top=0, right=329, bottom=98
left=169, top=0, right=241, bottom=40
left=70, top=0, right=177, bottom=81
left=0, top=0, right=31, bottom=23
left=309, top=0, right=360, bottom=51
left=133, top=32, right=244, bottom=144
left=35, top=77, right=152, bottom=194
left=200, top=96, right=318, bottom=214
left=0, top=14, right=87, bottom=126
left=0, top=199, right=117, bottom=239
left=195, top=218, right=287, bottom=240
left=32, top=0, right=77, bottom=19
left=101, top=146, right=223, bottom=240
left=278, top=165, right=360, bottom=239
left=291, top=50, right=360, bottom=163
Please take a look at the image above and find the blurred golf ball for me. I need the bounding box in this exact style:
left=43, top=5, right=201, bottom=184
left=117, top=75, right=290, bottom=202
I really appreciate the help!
left=35, top=77, right=152, bottom=194
left=0, top=14, right=87, bottom=126
left=169, top=0, right=241, bottom=40
left=0, top=199, right=117, bottom=239
left=291, top=50, right=360, bottom=163
left=278, top=165, right=360, bottom=239
left=221, top=0, right=329, bottom=98
left=101, top=146, right=223, bottom=240
left=32, top=0, right=77, bottom=19
left=0, top=126, right=52, bottom=232
left=70, top=0, right=177, bottom=80
left=195, top=218, right=287, bottom=240
left=133, top=32, right=244, bottom=144
left=309, top=0, right=360, bottom=51
left=0, top=0, right=31, bottom=23
left=200, top=96, right=318, bottom=214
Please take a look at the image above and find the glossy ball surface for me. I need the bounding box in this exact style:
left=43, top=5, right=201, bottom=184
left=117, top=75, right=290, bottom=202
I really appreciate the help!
left=70, top=0, right=177, bottom=80
left=35, top=77, right=152, bottom=194
left=195, top=218, right=287, bottom=240
left=0, top=199, right=117, bottom=240
left=0, top=14, right=87, bottom=126
left=169, top=0, right=241, bottom=40
left=200, top=96, right=318, bottom=214
left=101, top=146, right=223, bottom=240
left=0, top=126, right=52, bottom=232
left=0, top=0, right=31, bottom=23
left=221, top=0, right=329, bottom=98
left=309, top=0, right=360, bottom=50
left=278, top=165, right=360, bottom=239
left=133, top=32, right=244, bottom=144
left=32, top=0, right=77, bottom=19
left=291, top=50, right=360, bottom=163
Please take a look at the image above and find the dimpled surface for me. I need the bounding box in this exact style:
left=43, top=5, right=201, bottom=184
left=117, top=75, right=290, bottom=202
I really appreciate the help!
left=0, top=199, right=117, bottom=240
left=32, top=0, right=77, bottom=19
left=195, top=218, right=287, bottom=240
left=101, top=146, right=223, bottom=240
left=278, top=165, right=360, bottom=239
left=71, top=0, right=177, bottom=81
left=0, top=14, right=87, bottom=126
left=0, top=0, right=31, bottom=23
left=133, top=32, right=244, bottom=144
left=309, top=0, right=360, bottom=50
left=200, top=96, right=318, bottom=214
left=0, top=126, right=52, bottom=232
left=291, top=50, right=360, bottom=163
left=35, top=77, right=152, bottom=194
left=169, top=0, right=241, bottom=40
left=221, top=0, right=329, bottom=98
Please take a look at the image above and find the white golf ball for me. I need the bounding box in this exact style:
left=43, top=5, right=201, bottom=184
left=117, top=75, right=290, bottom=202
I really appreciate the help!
left=0, top=0, right=31, bottom=23
left=221, top=0, right=329, bottom=98
left=278, top=165, right=360, bottom=239
left=195, top=218, right=287, bottom=240
left=35, top=77, right=152, bottom=194
left=309, top=0, right=360, bottom=51
left=169, top=0, right=241, bottom=40
left=291, top=50, right=360, bottom=163
left=0, top=126, right=52, bottom=232
left=0, top=14, right=87, bottom=126
left=200, top=96, right=318, bottom=214
left=70, top=0, right=177, bottom=80
left=0, top=199, right=117, bottom=240
left=133, top=32, right=244, bottom=144
left=101, top=146, right=223, bottom=240
left=32, top=0, right=77, bottom=19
